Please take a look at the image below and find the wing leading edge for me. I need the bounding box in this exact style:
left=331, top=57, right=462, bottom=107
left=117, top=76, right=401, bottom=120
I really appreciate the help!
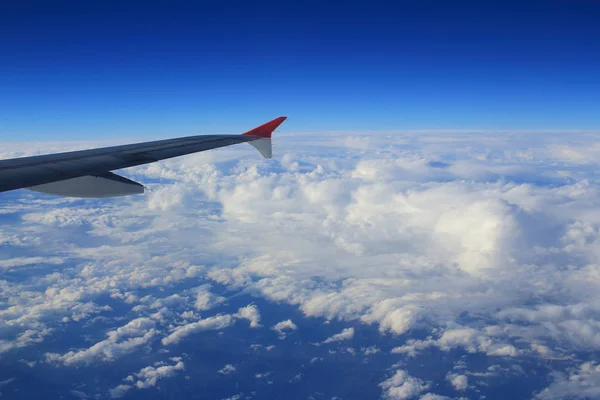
left=0, top=116, right=287, bottom=198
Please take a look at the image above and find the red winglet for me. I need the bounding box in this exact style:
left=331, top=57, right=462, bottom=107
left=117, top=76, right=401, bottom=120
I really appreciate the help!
left=242, top=116, right=287, bottom=138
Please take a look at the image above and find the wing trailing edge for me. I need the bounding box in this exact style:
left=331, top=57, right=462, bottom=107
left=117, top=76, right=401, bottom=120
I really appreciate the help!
left=27, top=172, right=144, bottom=198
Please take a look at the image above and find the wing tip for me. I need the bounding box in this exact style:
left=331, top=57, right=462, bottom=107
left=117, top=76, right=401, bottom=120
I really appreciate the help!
left=242, top=116, right=287, bottom=138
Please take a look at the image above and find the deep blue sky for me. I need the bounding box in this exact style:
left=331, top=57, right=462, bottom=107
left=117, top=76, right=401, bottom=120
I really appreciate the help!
left=1, top=1, right=599, bottom=139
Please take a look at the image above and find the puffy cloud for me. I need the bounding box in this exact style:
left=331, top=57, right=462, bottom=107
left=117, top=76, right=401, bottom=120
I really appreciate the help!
left=419, top=395, right=451, bottom=400
left=218, top=364, right=236, bottom=375
left=361, top=303, right=420, bottom=336
left=438, top=328, right=495, bottom=353
left=149, top=294, right=186, bottom=309
left=109, top=384, right=131, bottom=399
left=536, top=362, right=600, bottom=399
left=46, top=318, right=157, bottom=366
left=110, top=358, right=184, bottom=397
left=0, top=327, right=53, bottom=355
left=391, top=327, right=518, bottom=358
left=379, top=370, right=428, bottom=400
left=133, top=360, right=185, bottom=389
left=235, top=304, right=262, bottom=328
left=0, top=279, right=111, bottom=355
left=194, top=287, right=226, bottom=311
left=323, top=327, right=354, bottom=344
left=271, top=320, right=297, bottom=339
left=446, top=372, right=468, bottom=391
left=159, top=304, right=260, bottom=346
left=391, top=339, right=436, bottom=358
left=161, top=314, right=235, bottom=345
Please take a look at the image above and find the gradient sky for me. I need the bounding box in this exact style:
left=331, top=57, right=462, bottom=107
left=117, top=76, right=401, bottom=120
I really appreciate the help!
left=1, top=1, right=599, bottom=139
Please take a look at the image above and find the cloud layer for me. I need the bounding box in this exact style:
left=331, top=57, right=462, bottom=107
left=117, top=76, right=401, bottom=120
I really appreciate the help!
left=3, top=130, right=600, bottom=398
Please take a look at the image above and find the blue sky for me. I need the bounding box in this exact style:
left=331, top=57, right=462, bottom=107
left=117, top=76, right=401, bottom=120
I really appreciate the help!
left=1, top=1, right=599, bottom=139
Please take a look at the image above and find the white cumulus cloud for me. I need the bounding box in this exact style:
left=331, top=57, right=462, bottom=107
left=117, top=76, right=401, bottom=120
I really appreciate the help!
left=323, top=327, right=355, bottom=344
left=235, top=304, right=262, bottom=328
left=161, top=314, right=235, bottom=346
left=46, top=318, right=157, bottom=366
left=271, top=319, right=298, bottom=339
left=446, top=372, right=468, bottom=391
left=110, top=358, right=184, bottom=397
left=536, top=361, right=600, bottom=399
left=379, top=370, right=428, bottom=400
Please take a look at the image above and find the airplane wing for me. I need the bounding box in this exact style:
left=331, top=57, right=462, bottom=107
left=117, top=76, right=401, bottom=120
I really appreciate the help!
left=0, top=116, right=286, bottom=198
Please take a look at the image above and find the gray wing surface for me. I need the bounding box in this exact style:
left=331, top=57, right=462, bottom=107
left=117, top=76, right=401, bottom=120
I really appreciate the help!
left=0, top=116, right=286, bottom=198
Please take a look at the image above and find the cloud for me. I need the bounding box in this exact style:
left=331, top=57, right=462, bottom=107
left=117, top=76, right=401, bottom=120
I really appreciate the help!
left=0, top=378, right=16, bottom=399
left=391, top=326, right=518, bottom=358
left=536, top=362, right=600, bottom=399
left=5, top=130, right=600, bottom=397
left=362, top=346, right=380, bottom=355
left=0, top=276, right=112, bottom=355
left=194, top=287, right=226, bottom=311
left=446, top=372, right=468, bottom=391
left=149, top=294, right=186, bottom=310
left=235, top=304, right=262, bottom=328
left=323, top=327, right=354, bottom=344
left=218, top=364, right=236, bottom=375
left=110, top=358, right=185, bottom=397
left=419, top=395, right=451, bottom=400
left=221, top=394, right=242, bottom=400
left=109, top=385, right=132, bottom=399
left=437, top=328, right=518, bottom=356
left=0, top=257, right=64, bottom=270
left=46, top=318, right=157, bottom=366
left=391, top=339, right=436, bottom=358
left=133, top=360, right=185, bottom=389
left=161, top=314, right=235, bottom=346
left=379, top=370, right=428, bottom=400
left=361, top=303, right=420, bottom=336
left=271, top=319, right=297, bottom=339
left=0, top=328, right=54, bottom=355
left=159, top=304, right=260, bottom=346
left=0, top=378, right=16, bottom=389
